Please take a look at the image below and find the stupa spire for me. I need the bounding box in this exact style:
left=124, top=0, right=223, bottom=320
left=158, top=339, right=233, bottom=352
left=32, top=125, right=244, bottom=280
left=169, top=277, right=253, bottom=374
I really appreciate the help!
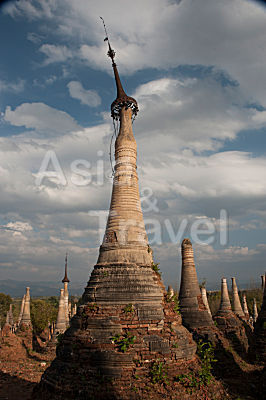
left=100, top=17, right=138, bottom=120
left=62, top=253, right=70, bottom=283
left=62, top=253, right=70, bottom=326
left=94, top=18, right=152, bottom=268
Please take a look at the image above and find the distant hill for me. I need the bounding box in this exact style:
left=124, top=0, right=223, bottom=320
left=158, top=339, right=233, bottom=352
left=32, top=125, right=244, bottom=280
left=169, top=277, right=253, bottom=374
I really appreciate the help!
left=0, top=279, right=84, bottom=298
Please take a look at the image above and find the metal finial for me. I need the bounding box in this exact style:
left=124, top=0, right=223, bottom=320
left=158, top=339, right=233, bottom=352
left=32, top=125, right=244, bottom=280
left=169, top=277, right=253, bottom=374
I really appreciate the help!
left=100, top=17, right=138, bottom=120
left=100, top=17, right=115, bottom=63
left=62, top=252, right=70, bottom=283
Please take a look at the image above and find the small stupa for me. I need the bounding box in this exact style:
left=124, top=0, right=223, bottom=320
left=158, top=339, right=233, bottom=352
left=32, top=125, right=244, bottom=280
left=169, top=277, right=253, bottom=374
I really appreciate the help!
left=242, top=293, right=249, bottom=319
left=200, top=286, right=212, bottom=316
left=253, top=298, right=258, bottom=323
left=253, top=273, right=266, bottom=362
left=261, top=274, right=265, bottom=291
left=178, top=238, right=214, bottom=332
left=20, top=287, right=31, bottom=327
left=214, top=278, right=249, bottom=353
left=62, top=253, right=70, bottom=326
left=32, top=24, right=198, bottom=400
left=18, top=294, right=26, bottom=326
left=54, top=289, right=67, bottom=335
left=231, top=277, right=245, bottom=317
left=216, top=278, right=232, bottom=315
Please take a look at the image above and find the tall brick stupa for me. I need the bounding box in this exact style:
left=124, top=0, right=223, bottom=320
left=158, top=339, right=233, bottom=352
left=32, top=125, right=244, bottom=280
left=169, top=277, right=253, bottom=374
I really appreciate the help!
left=33, top=23, right=198, bottom=400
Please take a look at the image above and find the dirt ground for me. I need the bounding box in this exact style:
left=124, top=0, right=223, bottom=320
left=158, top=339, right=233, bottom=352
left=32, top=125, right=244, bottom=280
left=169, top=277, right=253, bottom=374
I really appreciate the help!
left=0, top=331, right=264, bottom=400
left=0, top=332, right=55, bottom=400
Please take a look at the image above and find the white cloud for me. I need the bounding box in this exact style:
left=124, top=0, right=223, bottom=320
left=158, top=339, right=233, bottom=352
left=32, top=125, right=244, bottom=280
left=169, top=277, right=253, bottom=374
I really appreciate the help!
left=0, top=79, right=25, bottom=93
left=39, top=44, right=73, bottom=65
left=4, top=102, right=81, bottom=135
left=67, top=81, right=101, bottom=107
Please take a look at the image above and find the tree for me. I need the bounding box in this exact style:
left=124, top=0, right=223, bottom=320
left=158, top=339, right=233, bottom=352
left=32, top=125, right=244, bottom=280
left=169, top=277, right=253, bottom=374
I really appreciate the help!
left=0, top=293, right=12, bottom=326
left=30, top=299, right=58, bottom=335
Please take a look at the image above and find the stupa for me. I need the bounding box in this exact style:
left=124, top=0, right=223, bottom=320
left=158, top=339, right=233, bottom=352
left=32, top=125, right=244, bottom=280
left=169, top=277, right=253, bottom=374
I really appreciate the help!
left=62, top=253, right=70, bottom=326
left=200, top=286, right=212, bottom=316
left=214, top=278, right=248, bottom=353
left=253, top=273, right=266, bottom=362
left=33, top=24, right=197, bottom=400
left=231, top=277, right=244, bottom=318
left=178, top=239, right=214, bottom=334
left=20, top=287, right=31, bottom=328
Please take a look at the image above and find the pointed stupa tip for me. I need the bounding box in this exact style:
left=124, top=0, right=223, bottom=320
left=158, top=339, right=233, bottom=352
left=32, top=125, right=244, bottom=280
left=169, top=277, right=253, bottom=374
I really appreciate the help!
left=62, top=253, right=70, bottom=283
left=231, top=277, right=245, bottom=317
left=100, top=17, right=138, bottom=120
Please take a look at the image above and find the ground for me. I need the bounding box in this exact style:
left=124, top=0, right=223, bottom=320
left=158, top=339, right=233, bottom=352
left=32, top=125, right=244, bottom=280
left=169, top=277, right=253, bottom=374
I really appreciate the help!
left=0, top=331, right=264, bottom=400
left=0, top=332, right=55, bottom=400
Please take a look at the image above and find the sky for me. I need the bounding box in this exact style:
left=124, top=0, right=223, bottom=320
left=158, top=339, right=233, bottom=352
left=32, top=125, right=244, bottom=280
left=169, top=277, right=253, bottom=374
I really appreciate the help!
left=0, top=0, right=266, bottom=292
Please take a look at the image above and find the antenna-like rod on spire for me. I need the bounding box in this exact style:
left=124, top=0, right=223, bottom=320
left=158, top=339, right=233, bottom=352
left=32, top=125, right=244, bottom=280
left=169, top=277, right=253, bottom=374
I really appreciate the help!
left=100, top=17, right=115, bottom=64
left=100, top=17, right=138, bottom=120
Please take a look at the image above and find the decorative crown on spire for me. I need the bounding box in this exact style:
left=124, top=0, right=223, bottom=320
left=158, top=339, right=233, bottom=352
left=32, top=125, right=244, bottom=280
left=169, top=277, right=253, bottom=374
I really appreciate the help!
left=100, top=17, right=138, bottom=120
left=62, top=253, right=70, bottom=283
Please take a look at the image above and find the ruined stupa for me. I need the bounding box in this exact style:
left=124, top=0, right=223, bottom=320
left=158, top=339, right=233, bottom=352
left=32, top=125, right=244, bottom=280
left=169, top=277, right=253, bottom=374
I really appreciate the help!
left=231, top=277, right=245, bottom=317
left=200, top=286, right=212, bottom=316
left=20, top=287, right=31, bottom=327
left=33, top=27, right=199, bottom=400
left=178, top=238, right=214, bottom=333
left=62, top=253, right=70, bottom=326
left=253, top=298, right=258, bottom=322
left=18, top=294, right=26, bottom=326
left=216, top=278, right=232, bottom=315
left=214, top=278, right=249, bottom=353
left=253, top=273, right=266, bottom=362
left=54, top=288, right=67, bottom=335
left=242, top=293, right=249, bottom=319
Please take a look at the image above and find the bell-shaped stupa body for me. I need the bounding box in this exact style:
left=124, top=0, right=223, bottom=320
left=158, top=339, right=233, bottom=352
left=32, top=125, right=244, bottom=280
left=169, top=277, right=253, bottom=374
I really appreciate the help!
left=54, top=289, right=67, bottom=335
left=200, top=287, right=212, bottom=316
left=253, top=298, right=258, bottom=322
left=20, top=287, right=31, bottom=327
left=253, top=274, right=266, bottom=362
left=178, top=238, right=214, bottom=330
left=18, top=295, right=25, bottom=326
left=242, top=294, right=249, bottom=318
left=231, top=277, right=245, bottom=317
left=216, top=278, right=232, bottom=315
